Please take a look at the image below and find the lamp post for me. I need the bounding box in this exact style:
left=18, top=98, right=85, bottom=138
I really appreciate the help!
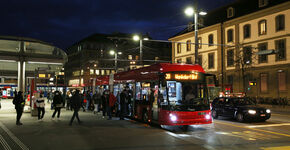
left=109, top=50, right=122, bottom=72
left=184, top=7, right=207, bottom=64
left=133, top=35, right=149, bottom=66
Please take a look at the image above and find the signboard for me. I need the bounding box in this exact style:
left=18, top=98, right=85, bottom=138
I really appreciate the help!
left=38, top=74, right=46, bottom=78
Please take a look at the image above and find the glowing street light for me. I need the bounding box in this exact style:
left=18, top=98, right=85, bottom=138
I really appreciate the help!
left=184, top=6, right=207, bottom=64
left=109, top=50, right=122, bottom=72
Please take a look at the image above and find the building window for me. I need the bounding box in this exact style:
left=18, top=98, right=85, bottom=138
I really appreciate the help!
left=275, top=39, right=286, bottom=61
left=208, top=53, right=214, bottom=69
left=258, top=20, right=267, bottom=35
left=243, top=46, right=252, bottom=64
left=243, top=24, right=251, bottom=39
left=101, top=70, right=105, bottom=75
left=259, top=0, right=268, bottom=7
left=227, top=29, right=233, bottom=43
left=176, top=59, right=182, bottom=63
left=260, top=73, right=268, bottom=92
left=177, top=43, right=181, bottom=53
left=208, top=34, right=213, bottom=46
left=278, top=71, right=286, bottom=91
left=198, top=55, right=202, bottom=66
left=81, top=69, right=84, bottom=75
left=186, top=40, right=191, bottom=51
left=227, top=49, right=234, bottom=67
left=258, top=43, right=268, bottom=63
left=198, top=37, right=202, bottom=49
left=227, top=7, right=234, bottom=18
left=106, top=70, right=110, bottom=75
left=95, top=69, right=100, bottom=75
left=275, top=15, right=285, bottom=32
left=186, top=57, right=192, bottom=64
left=90, top=69, right=94, bottom=75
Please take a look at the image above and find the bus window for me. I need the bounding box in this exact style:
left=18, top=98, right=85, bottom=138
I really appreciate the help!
left=135, top=82, right=141, bottom=100
left=167, top=81, right=182, bottom=102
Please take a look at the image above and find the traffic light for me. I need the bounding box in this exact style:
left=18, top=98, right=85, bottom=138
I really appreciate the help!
left=249, top=81, right=257, bottom=86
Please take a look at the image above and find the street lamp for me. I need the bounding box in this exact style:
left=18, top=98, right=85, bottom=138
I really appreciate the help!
left=133, top=34, right=149, bottom=66
left=184, top=7, right=206, bottom=64
left=109, top=50, right=122, bottom=72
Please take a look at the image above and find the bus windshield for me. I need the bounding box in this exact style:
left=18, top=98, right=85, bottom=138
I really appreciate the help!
left=165, top=81, right=210, bottom=111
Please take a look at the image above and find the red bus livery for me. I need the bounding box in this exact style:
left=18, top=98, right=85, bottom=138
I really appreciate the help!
left=99, top=63, right=214, bottom=129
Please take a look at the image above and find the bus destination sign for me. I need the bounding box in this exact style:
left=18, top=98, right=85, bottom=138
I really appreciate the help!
left=165, top=73, right=198, bottom=80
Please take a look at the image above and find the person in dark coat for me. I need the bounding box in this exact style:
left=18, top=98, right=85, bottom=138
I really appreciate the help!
left=69, top=90, right=82, bottom=125
left=52, top=91, right=64, bottom=119
left=13, top=91, right=25, bottom=125
left=119, top=89, right=127, bottom=120
left=101, top=90, right=109, bottom=118
left=93, top=92, right=102, bottom=114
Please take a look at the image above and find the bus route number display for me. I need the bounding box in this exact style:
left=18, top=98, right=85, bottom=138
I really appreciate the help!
left=165, top=73, right=198, bottom=80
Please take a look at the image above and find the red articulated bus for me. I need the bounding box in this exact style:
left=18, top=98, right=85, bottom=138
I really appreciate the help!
left=104, top=63, right=215, bottom=130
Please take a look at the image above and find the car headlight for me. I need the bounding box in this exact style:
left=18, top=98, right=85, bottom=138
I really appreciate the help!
left=169, top=113, right=177, bottom=121
left=266, top=109, right=271, bottom=113
left=248, top=110, right=256, bottom=115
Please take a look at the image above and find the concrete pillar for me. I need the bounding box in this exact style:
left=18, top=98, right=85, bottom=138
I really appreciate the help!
left=17, top=61, right=26, bottom=92
left=1, top=78, right=4, bottom=83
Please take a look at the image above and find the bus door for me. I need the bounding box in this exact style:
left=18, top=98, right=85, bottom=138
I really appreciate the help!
left=151, top=84, right=159, bottom=121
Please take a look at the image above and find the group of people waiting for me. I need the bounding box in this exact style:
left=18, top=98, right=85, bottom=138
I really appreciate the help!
left=11, top=87, right=133, bottom=126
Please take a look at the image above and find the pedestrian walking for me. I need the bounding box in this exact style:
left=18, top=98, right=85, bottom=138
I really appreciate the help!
left=92, top=91, right=102, bottom=114
left=101, top=91, right=108, bottom=118
left=52, top=91, right=64, bottom=119
left=36, top=94, right=45, bottom=120
left=66, top=91, right=72, bottom=110
left=69, top=90, right=82, bottom=125
left=86, top=91, right=92, bottom=111
left=13, top=91, right=25, bottom=125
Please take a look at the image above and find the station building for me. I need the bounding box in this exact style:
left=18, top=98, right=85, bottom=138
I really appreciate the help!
left=0, top=36, right=67, bottom=98
left=169, top=0, right=290, bottom=98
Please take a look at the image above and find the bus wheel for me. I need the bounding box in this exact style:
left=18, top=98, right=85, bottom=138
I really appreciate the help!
left=142, top=111, right=149, bottom=123
left=212, top=110, right=218, bottom=119
left=182, top=125, right=189, bottom=131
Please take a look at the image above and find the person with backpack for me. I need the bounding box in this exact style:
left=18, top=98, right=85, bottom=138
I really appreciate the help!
left=52, top=91, right=64, bottom=119
left=13, top=91, right=25, bottom=125
left=36, top=94, right=45, bottom=121
left=92, top=91, right=102, bottom=114
left=69, top=90, right=82, bottom=125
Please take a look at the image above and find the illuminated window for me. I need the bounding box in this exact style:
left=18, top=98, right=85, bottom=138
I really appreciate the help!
left=106, top=70, right=110, bottom=75
left=275, top=15, right=285, bottom=32
left=243, top=24, right=251, bottom=39
left=260, top=73, right=268, bottom=92
left=186, top=40, right=191, bottom=51
left=90, top=69, right=94, bottom=75
left=258, top=20, right=267, bottom=35
left=95, top=69, right=100, bottom=75
left=227, top=29, right=233, bottom=43
left=101, top=70, right=105, bottom=75
left=258, top=43, right=268, bottom=63
left=275, top=39, right=286, bottom=61
left=208, top=53, right=214, bottom=69
left=176, top=59, right=182, bottom=63
left=278, top=71, right=286, bottom=91
left=81, top=69, right=84, bottom=75
left=208, top=34, right=213, bottom=46
left=177, top=43, right=181, bottom=53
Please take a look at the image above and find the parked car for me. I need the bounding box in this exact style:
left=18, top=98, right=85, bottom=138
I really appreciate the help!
left=211, top=97, right=271, bottom=122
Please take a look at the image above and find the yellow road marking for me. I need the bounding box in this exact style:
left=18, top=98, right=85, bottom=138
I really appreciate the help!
left=215, top=121, right=290, bottom=138
left=248, top=123, right=290, bottom=128
left=261, top=146, right=290, bottom=150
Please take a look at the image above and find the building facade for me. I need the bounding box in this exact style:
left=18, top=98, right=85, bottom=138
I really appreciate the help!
left=169, top=0, right=290, bottom=98
left=65, top=32, right=171, bottom=90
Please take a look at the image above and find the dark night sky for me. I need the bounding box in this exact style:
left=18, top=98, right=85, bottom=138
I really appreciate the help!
left=0, top=0, right=235, bottom=49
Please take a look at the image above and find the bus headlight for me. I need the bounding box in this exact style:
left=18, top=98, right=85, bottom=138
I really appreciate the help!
left=266, top=109, right=271, bottom=113
left=169, top=114, right=177, bottom=122
left=248, top=110, right=256, bottom=115
left=205, top=114, right=211, bottom=120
